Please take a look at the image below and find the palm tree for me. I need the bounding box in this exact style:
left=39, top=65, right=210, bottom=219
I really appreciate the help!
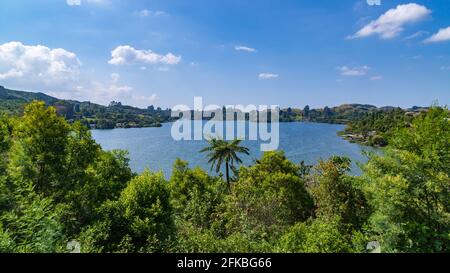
left=200, top=138, right=250, bottom=188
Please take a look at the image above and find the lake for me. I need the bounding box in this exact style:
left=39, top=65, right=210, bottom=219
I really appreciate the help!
left=92, top=121, right=374, bottom=177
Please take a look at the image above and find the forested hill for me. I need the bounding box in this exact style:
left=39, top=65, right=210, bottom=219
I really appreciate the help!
left=0, top=85, right=428, bottom=132
left=0, top=85, right=58, bottom=108
left=278, top=103, right=427, bottom=124
left=0, top=85, right=173, bottom=129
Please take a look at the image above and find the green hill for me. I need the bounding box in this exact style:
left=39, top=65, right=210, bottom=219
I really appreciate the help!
left=0, top=85, right=58, bottom=114
left=0, top=85, right=173, bottom=129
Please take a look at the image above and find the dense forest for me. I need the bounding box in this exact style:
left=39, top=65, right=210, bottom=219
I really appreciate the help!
left=278, top=104, right=426, bottom=124
left=0, top=100, right=448, bottom=253
left=341, top=108, right=417, bottom=147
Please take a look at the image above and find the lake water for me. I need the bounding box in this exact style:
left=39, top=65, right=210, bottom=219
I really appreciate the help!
left=92, top=122, right=373, bottom=177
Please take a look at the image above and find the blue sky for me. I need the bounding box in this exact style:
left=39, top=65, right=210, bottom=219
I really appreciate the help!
left=0, top=0, right=449, bottom=108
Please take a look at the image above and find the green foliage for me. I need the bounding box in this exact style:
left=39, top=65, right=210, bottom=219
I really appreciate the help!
left=169, top=159, right=226, bottom=230
left=78, top=170, right=175, bottom=253
left=0, top=114, right=12, bottom=175
left=216, top=151, right=314, bottom=240
left=0, top=101, right=134, bottom=251
left=344, top=108, right=413, bottom=146
left=278, top=216, right=353, bottom=253
left=85, top=150, right=133, bottom=205
left=0, top=186, right=64, bottom=253
left=309, top=156, right=370, bottom=230
left=0, top=100, right=448, bottom=254
left=280, top=104, right=384, bottom=124
left=60, top=149, right=132, bottom=236
left=175, top=224, right=273, bottom=253
left=8, top=101, right=69, bottom=196
left=362, top=107, right=449, bottom=252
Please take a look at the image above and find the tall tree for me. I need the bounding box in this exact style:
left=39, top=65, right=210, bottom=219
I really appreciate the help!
left=200, top=139, right=250, bottom=187
left=8, top=101, right=69, bottom=197
left=303, top=105, right=310, bottom=118
left=309, top=156, right=370, bottom=230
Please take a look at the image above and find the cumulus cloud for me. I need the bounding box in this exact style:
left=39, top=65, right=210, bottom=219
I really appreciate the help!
left=0, top=41, right=156, bottom=108
left=50, top=80, right=157, bottom=108
left=86, top=82, right=157, bottom=107
left=0, top=41, right=81, bottom=85
left=93, top=82, right=133, bottom=98
left=109, top=45, right=181, bottom=66
left=349, top=3, right=431, bottom=39
left=77, top=81, right=133, bottom=105
left=259, top=73, right=279, bottom=79
left=424, top=26, right=450, bottom=43
left=235, top=45, right=257, bottom=52
left=338, top=66, right=370, bottom=76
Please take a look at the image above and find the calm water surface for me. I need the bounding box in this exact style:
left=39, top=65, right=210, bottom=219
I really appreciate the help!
left=92, top=122, right=374, bottom=177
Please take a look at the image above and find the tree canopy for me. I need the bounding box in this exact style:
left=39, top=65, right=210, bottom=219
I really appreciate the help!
left=0, top=101, right=448, bottom=253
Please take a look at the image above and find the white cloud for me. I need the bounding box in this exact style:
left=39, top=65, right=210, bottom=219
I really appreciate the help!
left=424, top=26, right=450, bottom=43
left=66, top=0, right=109, bottom=6
left=349, top=3, right=431, bottom=39
left=235, top=45, right=257, bottom=52
left=259, top=73, right=279, bottom=79
left=0, top=41, right=81, bottom=85
left=133, top=94, right=158, bottom=104
left=66, top=0, right=81, bottom=6
left=338, top=66, right=370, bottom=76
left=87, top=81, right=133, bottom=104
left=109, top=45, right=181, bottom=66
left=154, top=11, right=166, bottom=16
left=157, top=67, right=170, bottom=72
left=370, top=76, right=383, bottom=81
left=0, top=42, right=156, bottom=108
left=403, top=30, right=429, bottom=40
left=53, top=80, right=157, bottom=108
left=48, top=81, right=132, bottom=106
left=91, top=82, right=157, bottom=107
left=110, top=73, right=120, bottom=83
left=139, top=9, right=150, bottom=17
left=138, top=9, right=167, bottom=17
